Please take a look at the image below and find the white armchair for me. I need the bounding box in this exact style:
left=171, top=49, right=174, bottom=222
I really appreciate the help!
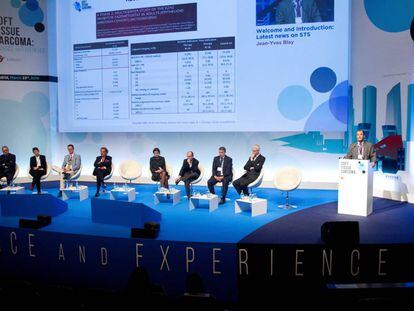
left=148, top=163, right=173, bottom=185
left=98, top=164, right=114, bottom=193
left=119, top=160, right=142, bottom=184
left=27, top=163, right=51, bottom=181
left=27, top=163, right=51, bottom=193
left=189, top=164, right=205, bottom=194
left=248, top=167, right=265, bottom=194
left=69, top=165, right=82, bottom=181
left=0, top=164, right=19, bottom=185
left=190, top=164, right=204, bottom=185
left=273, top=166, right=302, bottom=209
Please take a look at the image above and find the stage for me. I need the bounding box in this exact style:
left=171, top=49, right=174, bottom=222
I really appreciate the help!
left=0, top=183, right=413, bottom=302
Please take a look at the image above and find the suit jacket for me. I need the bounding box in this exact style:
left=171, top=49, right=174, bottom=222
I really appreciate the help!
left=275, top=0, right=322, bottom=24
left=94, top=156, right=112, bottom=172
left=345, top=141, right=377, bottom=163
left=179, top=158, right=200, bottom=177
left=211, top=155, right=233, bottom=179
left=0, top=153, right=16, bottom=173
left=243, top=154, right=265, bottom=180
left=30, top=155, right=47, bottom=171
left=62, top=153, right=81, bottom=172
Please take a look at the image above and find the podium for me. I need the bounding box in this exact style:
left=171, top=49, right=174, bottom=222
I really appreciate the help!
left=338, top=159, right=373, bottom=217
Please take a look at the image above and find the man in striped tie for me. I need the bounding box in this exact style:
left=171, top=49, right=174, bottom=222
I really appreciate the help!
left=345, top=130, right=377, bottom=168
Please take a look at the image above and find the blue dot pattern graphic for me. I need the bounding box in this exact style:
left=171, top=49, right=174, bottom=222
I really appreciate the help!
left=310, top=67, right=337, bottom=93
left=18, top=2, right=44, bottom=27
left=364, top=0, right=414, bottom=33
left=327, top=80, right=349, bottom=124
left=10, top=0, right=21, bottom=9
left=277, top=85, right=313, bottom=121
left=26, top=0, right=39, bottom=11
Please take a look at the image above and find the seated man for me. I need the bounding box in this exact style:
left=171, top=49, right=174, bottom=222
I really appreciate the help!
left=54, top=144, right=81, bottom=197
left=93, top=147, right=112, bottom=197
left=207, top=146, right=233, bottom=204
left=29, top=147, right=47, bottom=194
left=345, top=130, right=377, bottom=167
left=0, top=146, right=16, bottom=188
left=233, top=144, right=265, bottom=196
left=175, top=151, right=200, bottom=199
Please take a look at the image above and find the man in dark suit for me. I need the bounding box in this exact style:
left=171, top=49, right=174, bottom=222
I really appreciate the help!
left=0, top=146, right=16, bottom=188
left=233, top=144, right=265, bottom=195
left=345, top=130, right=377, bottom=168
left=29, top=147, right=47, bottom=194
left=93, top=147, right=112, bottom=197
left=275, top=0, right=322, bottom=24
left=175, top=151, right=200, bottom=199
left=207, top=147, right=233, bottom=204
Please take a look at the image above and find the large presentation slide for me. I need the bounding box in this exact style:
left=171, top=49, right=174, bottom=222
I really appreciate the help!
left=57, top=0, right=349, bottom=132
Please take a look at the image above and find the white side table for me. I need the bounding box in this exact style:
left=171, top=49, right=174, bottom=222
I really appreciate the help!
left=0, top=186, right=25, bottom=195
left=189, top=194, right=219, bottom=212
left=154, top=188, right=181, bottom=206
left=62, top=185, right=89, bottom=201
left=235, top=198, right=267, bottom=217
left=110, top=187, right=136, bottom=202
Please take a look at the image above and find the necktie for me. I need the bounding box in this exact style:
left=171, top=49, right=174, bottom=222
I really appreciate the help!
left=358, top=142, right=363, bottom=156
left=295, top=0, right=302, bottom=18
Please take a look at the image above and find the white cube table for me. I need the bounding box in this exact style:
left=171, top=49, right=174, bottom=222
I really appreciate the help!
left=235, top=198, right=267, bottom=217
left=189, top=194, right=219, bottom=212
left=62, top=185, right=89, bottom=201
left=154, top=188, right=181, bottom=206
left=110, top=187, right=136, bottom=202
left=0, top=186, right=25, bottom=195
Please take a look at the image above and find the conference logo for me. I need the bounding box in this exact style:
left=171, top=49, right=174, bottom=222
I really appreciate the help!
left=73, top=1, right=92, bottom=12
left=0, top=55, right=4, bottom=63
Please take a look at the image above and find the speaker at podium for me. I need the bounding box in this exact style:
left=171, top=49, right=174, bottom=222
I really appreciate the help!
left=338, top=159, right=373, bottom=217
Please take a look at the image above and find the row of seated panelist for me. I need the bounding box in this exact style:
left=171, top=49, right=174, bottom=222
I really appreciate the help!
left=0, top=145, right=302, bottom=205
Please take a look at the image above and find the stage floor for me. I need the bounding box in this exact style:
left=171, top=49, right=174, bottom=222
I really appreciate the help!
left=0, top=183, right=339, bottom=243
left=1, top=183, right=413, bottom=302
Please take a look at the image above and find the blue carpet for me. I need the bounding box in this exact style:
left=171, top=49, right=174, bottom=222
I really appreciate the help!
left=0, top=184, right=338, bottom=243
left=240, top=197, right=414, bottom=245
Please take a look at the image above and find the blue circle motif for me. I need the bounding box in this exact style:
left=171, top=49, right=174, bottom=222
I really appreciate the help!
left=277, top=85, right=313, bottom=121
left=310, top=67, right=337, bottom=93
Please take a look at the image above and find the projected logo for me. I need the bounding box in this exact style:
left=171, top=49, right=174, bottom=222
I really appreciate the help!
left=73, top=1, right=92, bottom=12
left=73, top=2, right=81, bottom=12
left=0, top=55, right=4, bottom=63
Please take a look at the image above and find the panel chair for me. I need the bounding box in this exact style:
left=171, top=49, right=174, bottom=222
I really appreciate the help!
left=215, top=168, right=236, bottom=200
left=101, top=165, right=114, bottom=193
left=119, top=160, right=142, bottom=184
left=247, top=167, right=265, bottom=195
left=0, top=164, right=19, bottom=186
left=69, top=165, right=82, bottom=182
left=27, top=163, right=52, bottom=193
left=273, top=166, right=302, bottom=209
left=148, top=163, right=173, bottom=189
left=189, top=164, right=205, bottom=196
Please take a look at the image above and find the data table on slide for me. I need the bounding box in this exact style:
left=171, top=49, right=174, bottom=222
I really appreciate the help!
left=73, top=37, right=235, bottom=121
